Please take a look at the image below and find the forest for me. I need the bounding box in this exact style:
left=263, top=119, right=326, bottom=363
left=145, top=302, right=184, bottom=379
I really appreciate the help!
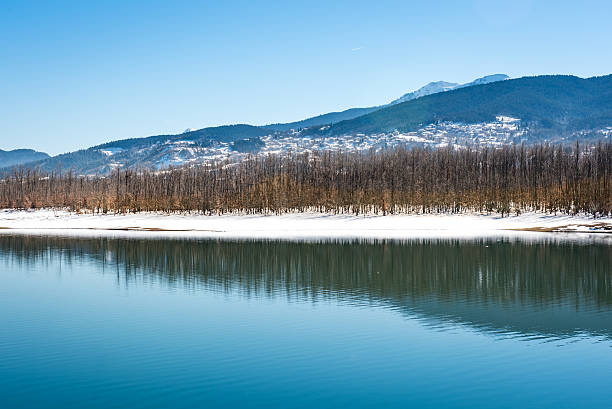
left=1, top=142, right=611, bottom=217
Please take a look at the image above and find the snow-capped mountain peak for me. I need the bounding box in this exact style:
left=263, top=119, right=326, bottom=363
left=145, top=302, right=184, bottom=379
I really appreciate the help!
left=455, top=74, right=509, bottom=89
left=389, top=74, right=509, bottom=105
left=390, top=81, right=458, bottom=105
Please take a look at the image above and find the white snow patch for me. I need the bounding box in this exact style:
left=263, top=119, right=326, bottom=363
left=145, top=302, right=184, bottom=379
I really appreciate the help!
left=99, top=147, right=124, bottom=156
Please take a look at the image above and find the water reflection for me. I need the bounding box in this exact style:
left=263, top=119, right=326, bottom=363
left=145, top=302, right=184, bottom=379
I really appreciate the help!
left=1, top=234, right=611, bottom=341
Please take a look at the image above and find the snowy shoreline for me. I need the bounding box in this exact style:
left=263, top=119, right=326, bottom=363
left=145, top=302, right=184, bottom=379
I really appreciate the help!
left=0, top=209, right=611, bottom=241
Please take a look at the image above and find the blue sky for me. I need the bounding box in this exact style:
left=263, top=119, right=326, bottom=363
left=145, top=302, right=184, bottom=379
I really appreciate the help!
left=2, top=0, right=611, bottom=155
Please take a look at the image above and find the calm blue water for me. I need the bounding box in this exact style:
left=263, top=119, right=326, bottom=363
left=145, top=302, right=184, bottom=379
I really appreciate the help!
left=1, top=234, right=611, bottom=408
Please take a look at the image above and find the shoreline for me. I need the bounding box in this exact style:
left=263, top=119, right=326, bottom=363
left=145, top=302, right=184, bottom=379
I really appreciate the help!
left=0, top=209, right=611, bottom=241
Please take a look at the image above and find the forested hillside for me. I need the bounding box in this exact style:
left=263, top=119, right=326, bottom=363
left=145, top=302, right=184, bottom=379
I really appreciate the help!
left=321, top=75, right=612, bottom=137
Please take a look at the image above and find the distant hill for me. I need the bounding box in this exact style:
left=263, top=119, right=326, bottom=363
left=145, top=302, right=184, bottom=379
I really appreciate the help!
left=0, top=149, right=49, bottom=168
left=319, top=75, right=612, bottom=137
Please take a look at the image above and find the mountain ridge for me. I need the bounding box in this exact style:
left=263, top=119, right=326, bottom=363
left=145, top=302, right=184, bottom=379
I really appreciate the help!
left=4, top=74, right=612, bottom=175
left=266, top=74, right=509, bottom=131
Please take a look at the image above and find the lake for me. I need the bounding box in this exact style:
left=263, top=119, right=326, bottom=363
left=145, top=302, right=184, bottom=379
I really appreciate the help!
left=1, top=234, right=611, bottom=408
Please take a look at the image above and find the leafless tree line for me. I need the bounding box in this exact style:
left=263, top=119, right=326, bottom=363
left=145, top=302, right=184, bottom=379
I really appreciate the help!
left=1, top=142, right=611, bottom=216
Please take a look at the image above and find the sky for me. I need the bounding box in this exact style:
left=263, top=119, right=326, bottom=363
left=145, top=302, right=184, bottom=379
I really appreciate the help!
left=1, top=0, right=612, bottom=155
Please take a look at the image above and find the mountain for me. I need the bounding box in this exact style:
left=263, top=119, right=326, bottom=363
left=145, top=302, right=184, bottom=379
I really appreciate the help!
left=4, top=74, right=612, bottom=176
left=267, top=74, right=510, bottom=131
left=320, top=75, right=612, bottom=137
left=0, top=149, right=50, bottom=168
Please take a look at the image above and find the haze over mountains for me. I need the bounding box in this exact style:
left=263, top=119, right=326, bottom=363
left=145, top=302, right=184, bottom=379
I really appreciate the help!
left=3, top=73, right=612, bottom=175
left=0, top=149, right=50, bottom=168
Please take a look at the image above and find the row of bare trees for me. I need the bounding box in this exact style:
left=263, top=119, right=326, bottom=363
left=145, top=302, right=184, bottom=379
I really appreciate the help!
left=1, top=142, right=611, bottom=216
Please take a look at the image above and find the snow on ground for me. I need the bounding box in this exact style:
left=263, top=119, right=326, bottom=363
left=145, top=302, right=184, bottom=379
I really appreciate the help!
left=129, top=117, right=530, bottom=170
left=0, top=209, right=610, bottom=241
left=258, top=117, right=528, bottom=157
